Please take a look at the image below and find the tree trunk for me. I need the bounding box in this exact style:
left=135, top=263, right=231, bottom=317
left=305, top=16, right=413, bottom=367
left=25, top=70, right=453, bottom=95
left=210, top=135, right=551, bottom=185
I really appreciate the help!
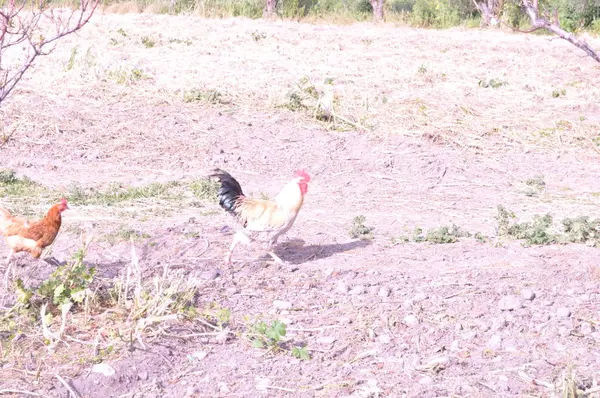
left=369, top=0, right=384, bottom=23
left=263, top=0, right=277, bottom=18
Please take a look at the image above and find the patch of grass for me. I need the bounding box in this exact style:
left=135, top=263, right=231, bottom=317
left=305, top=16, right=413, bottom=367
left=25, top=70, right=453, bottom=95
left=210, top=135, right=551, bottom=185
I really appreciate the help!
left=524, top=174, right=546, bottom=197
left=117, top=27, right=128, bottom=37
left=183, top=88, right=225, bottom=104
left=64, top=46, right=78, bottom=71
left=0, top=169, right=40, bottom=194
left=190, top=179, right=219, bottom=202
left=103, top=226, right=151, bottom=244
left=168, top=37, right=193, bottom=45
left=552, top=88, right=567, bottom=98
left=141, top=35, right=156, bottom=48
left=251, top=30, right=267, bottom=41
left=478, top=78, right=508, bottom=89
left=68, top=181, right=182, bottom=206
left=106, top=67, right=147, bottom=85
left=350, top=215, right=374, bottom=240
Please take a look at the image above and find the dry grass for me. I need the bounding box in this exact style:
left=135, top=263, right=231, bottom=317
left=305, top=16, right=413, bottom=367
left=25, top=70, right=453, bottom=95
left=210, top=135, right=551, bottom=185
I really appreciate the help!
left=2, top=13, right=599, bottom=156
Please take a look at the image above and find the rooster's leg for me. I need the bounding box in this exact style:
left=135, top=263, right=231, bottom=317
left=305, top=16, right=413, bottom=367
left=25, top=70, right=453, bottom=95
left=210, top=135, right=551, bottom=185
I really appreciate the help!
left=226, top=231, right=251, bottom=264
left=267, top=251, right=288, bottom=266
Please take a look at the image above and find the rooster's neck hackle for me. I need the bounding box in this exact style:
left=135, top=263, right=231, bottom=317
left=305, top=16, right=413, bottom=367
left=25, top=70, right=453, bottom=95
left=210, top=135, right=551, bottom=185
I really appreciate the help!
left=275, top=179, right=304, bottom=211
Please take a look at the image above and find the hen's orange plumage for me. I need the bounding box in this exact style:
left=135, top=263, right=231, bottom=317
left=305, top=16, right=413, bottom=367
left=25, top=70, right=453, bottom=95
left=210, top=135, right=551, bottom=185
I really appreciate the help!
left=0, top=198, right=69, bottom=286
left=209, top=169, right=310, bottom=264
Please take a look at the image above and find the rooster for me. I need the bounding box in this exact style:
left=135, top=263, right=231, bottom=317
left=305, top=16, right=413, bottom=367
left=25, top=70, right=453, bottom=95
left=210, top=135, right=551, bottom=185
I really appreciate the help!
left=209, top=169, right=310, bottom=265
left=0, top=198, right=69, bottom=287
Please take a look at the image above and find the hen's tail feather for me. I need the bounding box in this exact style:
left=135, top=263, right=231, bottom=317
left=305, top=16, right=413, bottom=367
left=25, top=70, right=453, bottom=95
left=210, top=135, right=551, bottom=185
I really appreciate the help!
left=208, top=169, right=246, bottom=215
left=0, top=208, right=13, bottom=235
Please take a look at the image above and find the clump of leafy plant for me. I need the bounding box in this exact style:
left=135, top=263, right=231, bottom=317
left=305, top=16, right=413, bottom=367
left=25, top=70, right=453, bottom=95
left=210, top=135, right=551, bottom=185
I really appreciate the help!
left=36, top=248, right=96, bottom=306
left=280, top=76, right=319, bottom=112
left=409, top=224, right=470, bottom=244
left=524, top=175, right=546, bottom=197
left=247, top=319, right=310, bottom=360
left=562, top=216, right=600, bottom=245
left=496, top=205, right=556, bottom=245
left=350, top=215, right=374, bottom=240
left=291, top=345, right=310, bottom=360
left=426, top=224, right=470, bottom=243
left=248, top=319, right=287, bottom=349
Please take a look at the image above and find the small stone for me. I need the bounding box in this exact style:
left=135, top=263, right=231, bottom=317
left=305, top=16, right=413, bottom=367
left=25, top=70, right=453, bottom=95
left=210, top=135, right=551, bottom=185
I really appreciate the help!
left=186, top=386, right=199, bottom=397
left=336, top=282, right=349, bottom=294
left=218, top=382, right=230, bottom=393
left=503, top=339, right=518, bottom=352
left=450, top=340, right=460, bottom=352
left=323, top=268, right=335, bottom=277
left=91, top=363, right=115, bottom=377
left=403, top=314, right=419, bottom=326
left=369, top=286, right=379, bottom=295
left=350, top=285, right=365, bottom=295
left=215, top=331, right=228, bottom=344
left=225, top=287, right=239, bottom=295
left=521, top=289, right=536, bottom=301
left=413, top=293, right=429, bottom=302
left=488, top=334, right=503, bottom=351
left=419, top=376, right=434, bottom=385
left=273, top=300, right=293, bottom=310
left=378, top=287, right=391, bottom=297
left=338, top=316, right=352, bottom=324
left=557, top=307, right=571, bottom=318
left=317, top=336, right=336, bottom=345
left=499, top=295, right=523, bottom=311
left=378, top=334, right=391, bottom=344
left=138, top=371, right=148, bottom=380
left=580, top=322, right=595, bottom=335
left=543, top=300, right=554, bottom=307
left=590, top=332, right=600, bottom=342
left=558, top=326, right=570, bottom=337
left=191, top=351, right=207, bottom=360
left=491, top=317, right=507, bottom=331
left=533, top=312, right=550, bottom=322
left=255, top=377, right=271, bottom=391
left=200, top=269, right=220, bottom=280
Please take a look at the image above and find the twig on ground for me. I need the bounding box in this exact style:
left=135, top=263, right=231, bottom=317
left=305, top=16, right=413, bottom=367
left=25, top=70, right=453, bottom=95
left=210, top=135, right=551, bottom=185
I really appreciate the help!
left=55, top=375, right=81, bottom=398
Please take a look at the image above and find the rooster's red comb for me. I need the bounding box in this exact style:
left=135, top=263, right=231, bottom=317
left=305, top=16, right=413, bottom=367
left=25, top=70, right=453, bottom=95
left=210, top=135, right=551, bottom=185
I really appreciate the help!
left=294, top=170, right=311, bottom=182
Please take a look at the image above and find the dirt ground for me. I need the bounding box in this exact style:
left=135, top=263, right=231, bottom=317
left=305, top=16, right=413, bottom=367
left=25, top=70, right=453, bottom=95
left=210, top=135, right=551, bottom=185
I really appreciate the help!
left=1, top=12, right=600, bottom=398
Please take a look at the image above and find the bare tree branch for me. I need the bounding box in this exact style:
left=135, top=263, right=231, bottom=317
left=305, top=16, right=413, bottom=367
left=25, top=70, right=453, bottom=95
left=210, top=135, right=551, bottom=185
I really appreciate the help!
left=520, top=0, right=600, bottom=63
left=0, top=0, right=99, bottom=107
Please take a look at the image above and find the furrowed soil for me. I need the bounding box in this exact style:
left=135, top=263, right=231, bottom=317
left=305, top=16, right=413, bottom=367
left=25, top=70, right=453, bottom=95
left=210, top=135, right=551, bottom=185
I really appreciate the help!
left=1, top=12, right=600, bottom=398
